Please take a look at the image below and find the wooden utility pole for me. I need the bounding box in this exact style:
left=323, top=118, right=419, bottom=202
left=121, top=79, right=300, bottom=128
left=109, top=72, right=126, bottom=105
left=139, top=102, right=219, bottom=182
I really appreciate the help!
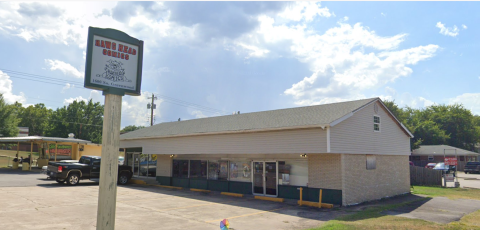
left=96, top=94, right=122, bottom=230
left=148, top=93, right=157, bottom=126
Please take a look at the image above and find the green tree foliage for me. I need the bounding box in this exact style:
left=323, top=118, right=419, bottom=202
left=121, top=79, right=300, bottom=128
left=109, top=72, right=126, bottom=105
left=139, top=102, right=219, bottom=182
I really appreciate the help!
left=121, top=125, right=145, bottom=133
left=46, top=99, right=104, bottom=143
left=383, top=100, right=480, bottom=151
left=17, top=103, right=53, bottom=136
left=0, top=94, right=19, bottom=137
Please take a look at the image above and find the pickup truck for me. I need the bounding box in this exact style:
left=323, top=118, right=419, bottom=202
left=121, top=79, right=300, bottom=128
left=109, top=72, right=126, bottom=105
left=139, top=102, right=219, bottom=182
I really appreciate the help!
left=47, top=156, right=133, bottom=186
left=464, top=162, right=480, bottom=174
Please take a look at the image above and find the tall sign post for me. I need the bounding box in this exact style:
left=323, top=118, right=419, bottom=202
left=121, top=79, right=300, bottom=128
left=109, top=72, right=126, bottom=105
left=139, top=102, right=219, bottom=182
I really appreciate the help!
left=84, top=26, right=143, bottom=230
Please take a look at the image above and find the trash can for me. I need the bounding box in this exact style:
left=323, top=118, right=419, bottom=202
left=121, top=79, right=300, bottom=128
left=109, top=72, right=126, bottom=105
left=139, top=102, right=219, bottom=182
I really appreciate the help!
left=12, top=162, right=19, bottom=169
left=22, top=163, right=30, bottom=171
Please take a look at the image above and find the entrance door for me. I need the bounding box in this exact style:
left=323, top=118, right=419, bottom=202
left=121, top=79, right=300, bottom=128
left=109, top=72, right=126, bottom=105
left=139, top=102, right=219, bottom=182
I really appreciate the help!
left=131, top=153, right=140, bottom=177
left=252, top=161, right=277, bottom=197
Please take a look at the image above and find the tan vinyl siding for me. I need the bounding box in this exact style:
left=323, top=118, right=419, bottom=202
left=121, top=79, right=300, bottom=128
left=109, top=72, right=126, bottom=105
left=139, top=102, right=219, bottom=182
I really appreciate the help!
left=121, top=128, right=327, bottom=155
left=342, top=154, right=410, bottom=206
left=330, top=101, right=410, bottom=155
left=308, top=154, right=342, bottom=190
left=156, top=154, right=172, bottom=177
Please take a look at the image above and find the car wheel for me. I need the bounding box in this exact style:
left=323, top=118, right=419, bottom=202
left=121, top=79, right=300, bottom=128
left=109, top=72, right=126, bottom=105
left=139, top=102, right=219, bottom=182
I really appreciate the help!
left=465, top=172, right=468, bottom=174
left=66, top=173, right=80, bottom=186
left=118, top=173, right=129, bottom=185
left=56, top=179, right=65, bottom=184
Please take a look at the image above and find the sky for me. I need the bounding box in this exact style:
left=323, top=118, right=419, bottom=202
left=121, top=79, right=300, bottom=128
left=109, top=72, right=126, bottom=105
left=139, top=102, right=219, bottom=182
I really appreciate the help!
left=0, top=1, right=479, bottom=129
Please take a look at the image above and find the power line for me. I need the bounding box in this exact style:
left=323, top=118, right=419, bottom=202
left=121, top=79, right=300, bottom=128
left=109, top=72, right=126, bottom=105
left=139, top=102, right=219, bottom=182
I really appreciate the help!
left=2, top=68, right=229, bottom=116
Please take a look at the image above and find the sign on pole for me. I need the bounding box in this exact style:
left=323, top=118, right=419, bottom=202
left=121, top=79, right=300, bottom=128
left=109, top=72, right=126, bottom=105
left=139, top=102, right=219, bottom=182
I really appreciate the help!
left=84, top=26, right=143, bottom=230
left=85, top=27, right=143, bottom=96
left=444, top=157, right=457, bottom=166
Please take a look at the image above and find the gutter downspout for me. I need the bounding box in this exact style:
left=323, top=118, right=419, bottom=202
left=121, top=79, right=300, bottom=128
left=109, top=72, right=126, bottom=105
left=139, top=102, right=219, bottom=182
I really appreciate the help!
left=327, top=126, right=331, bottom=153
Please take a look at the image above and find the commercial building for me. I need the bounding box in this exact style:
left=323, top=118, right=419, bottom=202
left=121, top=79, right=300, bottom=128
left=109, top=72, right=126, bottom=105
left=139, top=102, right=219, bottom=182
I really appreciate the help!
left=120, top=98, right=412, bottom=206
left=411, top=145, right=479, bottom=171
left=0, top=135, right=101, bottom=168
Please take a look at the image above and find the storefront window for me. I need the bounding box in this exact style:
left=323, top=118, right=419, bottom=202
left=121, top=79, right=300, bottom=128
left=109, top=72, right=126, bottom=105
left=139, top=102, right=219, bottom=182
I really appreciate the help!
left=208, top=161, right=228, bottom=180
left=281, top=160, right=308, bottom=186
left=229, top=161, right=251, bottom=182
left=173, top=160, right=189, bottom=178
left=189, top=160, right=207, bottom=179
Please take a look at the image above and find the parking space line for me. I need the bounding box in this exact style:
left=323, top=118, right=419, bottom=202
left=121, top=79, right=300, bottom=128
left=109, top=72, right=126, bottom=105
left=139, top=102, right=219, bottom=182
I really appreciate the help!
left=204, top=207, right=287, bottom=223
left=118, top=197, right=175, bottom=203
left=157, top=200, right=237, bottom=211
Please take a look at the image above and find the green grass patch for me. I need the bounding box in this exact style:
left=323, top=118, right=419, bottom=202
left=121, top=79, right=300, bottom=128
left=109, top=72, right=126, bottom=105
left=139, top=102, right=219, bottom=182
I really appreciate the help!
left=412, top=186, right=480, bottom=200
left=309, top=187, right=480, bottom=230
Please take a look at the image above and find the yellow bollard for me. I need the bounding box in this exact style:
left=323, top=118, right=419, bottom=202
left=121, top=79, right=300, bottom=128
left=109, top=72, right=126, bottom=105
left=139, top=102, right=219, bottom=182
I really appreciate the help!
left=298, top=187, right=303, bottom=206
left=319, top=189, right=322, bottom=208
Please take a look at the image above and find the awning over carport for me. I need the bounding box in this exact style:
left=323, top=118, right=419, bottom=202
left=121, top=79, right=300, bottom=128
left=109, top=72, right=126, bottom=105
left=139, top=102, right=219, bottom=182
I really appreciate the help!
left=0, top=136, right=94, bottom=169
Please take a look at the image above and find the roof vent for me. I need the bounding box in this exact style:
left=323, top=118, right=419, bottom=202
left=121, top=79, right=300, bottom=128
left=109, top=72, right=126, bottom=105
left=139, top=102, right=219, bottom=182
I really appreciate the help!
left=178, top=118, right=181, bottom=121
left=68, top=133, right=75, bottom=139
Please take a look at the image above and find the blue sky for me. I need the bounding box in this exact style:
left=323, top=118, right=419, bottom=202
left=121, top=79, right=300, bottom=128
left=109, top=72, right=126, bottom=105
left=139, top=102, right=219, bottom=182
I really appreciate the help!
left=0, top=1, right=479, bottom=129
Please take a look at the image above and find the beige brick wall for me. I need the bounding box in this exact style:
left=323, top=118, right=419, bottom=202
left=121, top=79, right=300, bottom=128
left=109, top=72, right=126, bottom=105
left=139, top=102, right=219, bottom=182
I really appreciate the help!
left=308, top=154, right=342, bottom=190
left=342, top=154, right=410, bottom=206
left=156, top=154, right=172, bottom=177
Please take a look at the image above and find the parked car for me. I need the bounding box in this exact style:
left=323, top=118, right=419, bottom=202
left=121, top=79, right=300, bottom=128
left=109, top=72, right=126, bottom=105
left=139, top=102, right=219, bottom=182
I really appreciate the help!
left=47, top=156, right=133, bottom=185
left=433, top=162, right=456, bottom=176
left=425, top=163, right=437, bottom=169
left=118, top=156, right=125, bottom=165
left=464, top=162, right=480, bottom=174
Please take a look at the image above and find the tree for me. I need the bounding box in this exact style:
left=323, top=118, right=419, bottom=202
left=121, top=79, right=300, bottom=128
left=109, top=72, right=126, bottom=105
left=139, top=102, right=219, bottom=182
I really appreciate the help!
left=18, top=103, right=52, bottom=136
left=0, top=94, right=19, bottom=137
left=384, top=100, right=480, bottom=151
left=47, top=99, right=104, bottom=143
left=121, top=125, right=145, bottom=133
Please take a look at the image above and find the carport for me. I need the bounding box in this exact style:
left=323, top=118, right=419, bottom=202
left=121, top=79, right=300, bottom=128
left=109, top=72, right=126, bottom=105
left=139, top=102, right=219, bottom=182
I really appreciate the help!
left=0, top=135, right=94, bottom=170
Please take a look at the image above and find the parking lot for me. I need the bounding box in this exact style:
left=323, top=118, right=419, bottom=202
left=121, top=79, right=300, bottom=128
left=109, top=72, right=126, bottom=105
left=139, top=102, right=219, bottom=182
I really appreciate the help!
left=0, top=169, right=339, bottom=230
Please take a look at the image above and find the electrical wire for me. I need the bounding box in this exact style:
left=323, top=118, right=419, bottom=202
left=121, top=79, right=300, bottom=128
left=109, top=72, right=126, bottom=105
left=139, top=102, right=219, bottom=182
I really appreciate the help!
left=2, top=68, right=228, bottom=115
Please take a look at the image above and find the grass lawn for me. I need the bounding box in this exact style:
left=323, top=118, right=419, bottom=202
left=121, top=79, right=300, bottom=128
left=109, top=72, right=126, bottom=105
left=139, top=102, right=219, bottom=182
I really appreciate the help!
left=411, top=186, right=480, bottom=201
left=309, top=186, right=480, bottom=230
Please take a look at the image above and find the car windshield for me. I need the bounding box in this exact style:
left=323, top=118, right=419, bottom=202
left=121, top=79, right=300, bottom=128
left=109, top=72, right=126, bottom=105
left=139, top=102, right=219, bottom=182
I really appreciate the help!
left=433, top=163, right=444, bottom=169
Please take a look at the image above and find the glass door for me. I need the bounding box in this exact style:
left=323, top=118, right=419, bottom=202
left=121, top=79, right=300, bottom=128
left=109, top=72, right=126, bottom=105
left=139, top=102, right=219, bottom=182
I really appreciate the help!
left=132, top=153, right=140, bottom=177
left=252, top=161, right=278, bottom=197
left=265, top=162, right=277, bottom=196
left=253, top=162, right=264, bottom=194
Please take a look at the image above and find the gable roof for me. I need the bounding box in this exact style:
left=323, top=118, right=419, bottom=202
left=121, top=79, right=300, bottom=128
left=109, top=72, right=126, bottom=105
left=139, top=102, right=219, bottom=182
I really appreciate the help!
left=412, top=145, right=479, bottom=156
left=121, top=97, right=413, bottom=140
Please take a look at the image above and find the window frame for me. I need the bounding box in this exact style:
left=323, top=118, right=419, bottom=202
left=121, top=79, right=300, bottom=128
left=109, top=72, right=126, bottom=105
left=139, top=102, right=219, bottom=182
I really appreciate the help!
left=373, top=115, right=381, bottom=132
left=366, top=155, right=376, bottom=170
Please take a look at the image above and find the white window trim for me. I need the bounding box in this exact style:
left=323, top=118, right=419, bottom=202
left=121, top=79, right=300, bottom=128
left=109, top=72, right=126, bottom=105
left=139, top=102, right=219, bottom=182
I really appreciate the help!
left=374, top=115, right=381, bottom=132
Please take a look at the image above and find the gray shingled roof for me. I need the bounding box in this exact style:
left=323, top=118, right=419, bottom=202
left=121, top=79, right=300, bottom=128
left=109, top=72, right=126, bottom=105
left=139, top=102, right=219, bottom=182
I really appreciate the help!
left=121, top=98, right=380, bottom=140
left=412, top=145, right=479, bottom=156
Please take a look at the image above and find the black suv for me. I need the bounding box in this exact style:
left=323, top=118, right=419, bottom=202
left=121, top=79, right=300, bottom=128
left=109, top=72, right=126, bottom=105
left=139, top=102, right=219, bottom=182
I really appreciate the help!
left=465, top=162, right=480, bottom=174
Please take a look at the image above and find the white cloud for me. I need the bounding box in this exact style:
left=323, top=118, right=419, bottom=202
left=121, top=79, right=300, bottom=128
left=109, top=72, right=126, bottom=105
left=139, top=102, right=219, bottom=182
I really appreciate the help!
left=190, top=110, right=207, bottom=119
left=462, top=24, right=467, bottom=29
left=45, top=59, right=84, bottom=79
left=449, top=93, right=480, bottom=115
left=121, top=91, right=163, bottom=127
left=61, top=83, right=72, bottom=93
left=63, top=96, right=88, bottom=105
left=0, top=71, right=26, bottom=104
left=268, top=21, right=439, bottom=105
left=436, top=22, right=460, bottom=37
left=279, top=2, right=333, bottom=22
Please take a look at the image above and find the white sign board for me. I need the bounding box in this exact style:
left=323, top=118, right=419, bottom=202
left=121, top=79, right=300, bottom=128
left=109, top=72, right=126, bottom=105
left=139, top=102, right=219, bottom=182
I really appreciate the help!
left=445, top=174, right=454, bottom=182
left=90, top=35, right=139, bottom=91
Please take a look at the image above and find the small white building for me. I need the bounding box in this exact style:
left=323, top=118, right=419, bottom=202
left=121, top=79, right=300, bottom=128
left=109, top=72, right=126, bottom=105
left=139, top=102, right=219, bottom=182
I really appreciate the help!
left=120, top=98, right=412, bottom=206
